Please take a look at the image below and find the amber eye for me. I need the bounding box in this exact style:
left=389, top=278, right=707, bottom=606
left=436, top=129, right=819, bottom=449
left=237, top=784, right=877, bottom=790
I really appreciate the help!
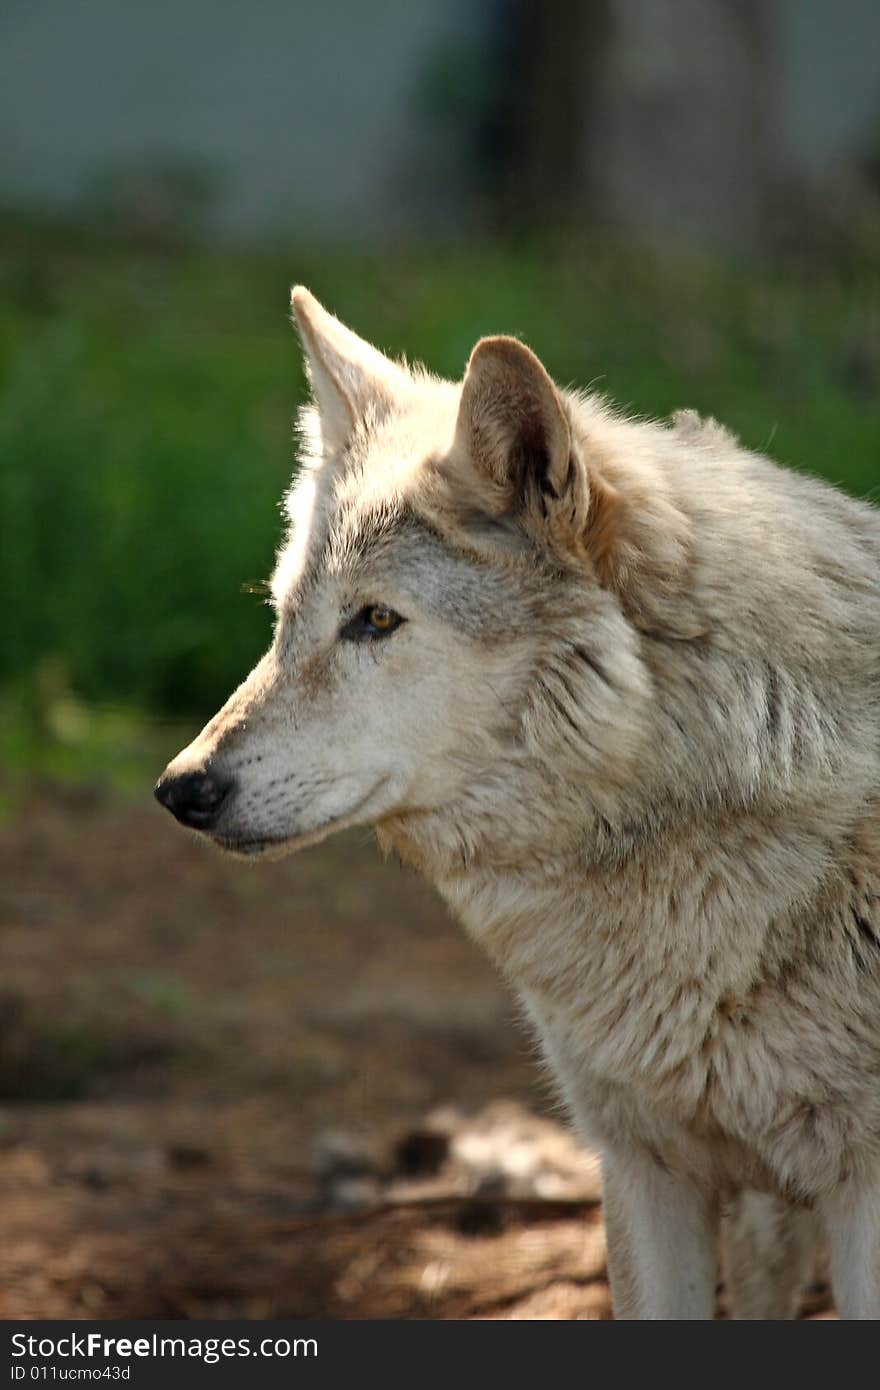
left=340, top=604, right=405, bottom=642
left=368, top=605, right=396, bottom=631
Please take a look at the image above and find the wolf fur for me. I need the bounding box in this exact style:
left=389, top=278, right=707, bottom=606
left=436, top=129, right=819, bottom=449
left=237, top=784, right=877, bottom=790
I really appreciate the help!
left=157, top=289, right=880, bottom=1319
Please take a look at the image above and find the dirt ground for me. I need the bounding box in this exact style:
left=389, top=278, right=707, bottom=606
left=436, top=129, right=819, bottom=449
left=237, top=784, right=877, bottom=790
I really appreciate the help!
left=0, top=783, right=835, bottom=1319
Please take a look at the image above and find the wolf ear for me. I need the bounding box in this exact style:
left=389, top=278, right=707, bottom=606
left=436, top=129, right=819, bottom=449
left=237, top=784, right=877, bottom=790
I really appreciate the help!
left=454, top=335, right=705, bottom=638
left=456, top=336, right=571, bottom=500
left=291, top=288, right=410, bottom=454
left=455, top=336, right=612, bottom=565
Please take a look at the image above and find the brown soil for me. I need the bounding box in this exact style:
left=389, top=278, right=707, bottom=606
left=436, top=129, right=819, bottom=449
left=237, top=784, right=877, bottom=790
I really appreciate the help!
left=0, top=784, right=834, bottom=1319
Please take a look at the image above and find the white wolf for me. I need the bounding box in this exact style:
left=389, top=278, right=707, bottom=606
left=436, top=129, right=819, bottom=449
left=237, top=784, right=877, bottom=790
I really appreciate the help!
left=157, top=289, right=880, bottom=1319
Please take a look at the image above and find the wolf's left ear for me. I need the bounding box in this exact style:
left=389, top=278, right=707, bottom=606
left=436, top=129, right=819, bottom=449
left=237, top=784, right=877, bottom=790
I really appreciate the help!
left=455, top=336, right=610, bottom=565
left=456, top=336, right=704, bottom=638
left=291, top=288, right=411, bottom=454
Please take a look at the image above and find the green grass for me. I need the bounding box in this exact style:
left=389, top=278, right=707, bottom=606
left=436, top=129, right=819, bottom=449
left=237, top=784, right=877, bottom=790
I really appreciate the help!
left=1, top=219, right=878, bottom=757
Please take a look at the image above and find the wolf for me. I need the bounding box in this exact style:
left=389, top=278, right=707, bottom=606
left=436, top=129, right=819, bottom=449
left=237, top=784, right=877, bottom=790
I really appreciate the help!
left=156, top=288, right=880, bottom=1318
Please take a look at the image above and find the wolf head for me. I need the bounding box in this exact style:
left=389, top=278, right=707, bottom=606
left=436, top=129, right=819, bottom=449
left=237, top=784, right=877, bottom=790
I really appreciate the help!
left=156, top=290, right=704, bottom=872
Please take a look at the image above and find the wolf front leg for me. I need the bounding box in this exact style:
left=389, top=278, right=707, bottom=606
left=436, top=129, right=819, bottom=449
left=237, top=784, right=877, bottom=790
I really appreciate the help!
left=820, top=1177, right=880, bottom=1319
left=601, top=1149, right=719, bottom=1319
left=722, top=1191, right=819, bottom=1318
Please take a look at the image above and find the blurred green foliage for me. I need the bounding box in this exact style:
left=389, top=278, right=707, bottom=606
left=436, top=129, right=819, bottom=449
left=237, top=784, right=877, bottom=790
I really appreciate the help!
left=1, top=217, right=878, bottom=744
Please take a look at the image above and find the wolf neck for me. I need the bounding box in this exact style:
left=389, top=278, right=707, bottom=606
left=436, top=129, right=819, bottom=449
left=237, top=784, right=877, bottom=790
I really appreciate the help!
left=380, top=795, right=833, bottom=1019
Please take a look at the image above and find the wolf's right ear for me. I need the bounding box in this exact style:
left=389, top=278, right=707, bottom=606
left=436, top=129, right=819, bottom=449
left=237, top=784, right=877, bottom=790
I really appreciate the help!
left=291, top=288, right=411, bottom=454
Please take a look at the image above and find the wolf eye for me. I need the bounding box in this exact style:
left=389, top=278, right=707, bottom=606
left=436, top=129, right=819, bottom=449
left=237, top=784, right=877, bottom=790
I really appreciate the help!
left=366, top=604, right=399, bottom=632
left=340, top=604, right=405, bottom=641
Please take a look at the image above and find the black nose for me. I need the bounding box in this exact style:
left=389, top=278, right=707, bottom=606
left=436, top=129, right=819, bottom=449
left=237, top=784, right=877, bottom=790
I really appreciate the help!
left=154, top=770, right=233, bottom=829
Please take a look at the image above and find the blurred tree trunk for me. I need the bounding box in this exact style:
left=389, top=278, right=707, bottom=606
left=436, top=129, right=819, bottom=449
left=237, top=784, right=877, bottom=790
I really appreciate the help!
left=490, top=0, right=783, bottom=249
left=486, top=0, right=610, bottom=223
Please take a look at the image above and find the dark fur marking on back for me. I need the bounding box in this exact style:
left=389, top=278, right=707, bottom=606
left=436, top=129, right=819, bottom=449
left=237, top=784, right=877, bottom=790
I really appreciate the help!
left=852, top=907, right=879, bottom=947
left=850, top=906, right=880, bottom=974
left=553, top=668, right=587, bottom=718
left=765, top=664, right=782, bottom=742
left=573, top=644, right=612, bottom=688
left=539, top=679, right=582, bottom=738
